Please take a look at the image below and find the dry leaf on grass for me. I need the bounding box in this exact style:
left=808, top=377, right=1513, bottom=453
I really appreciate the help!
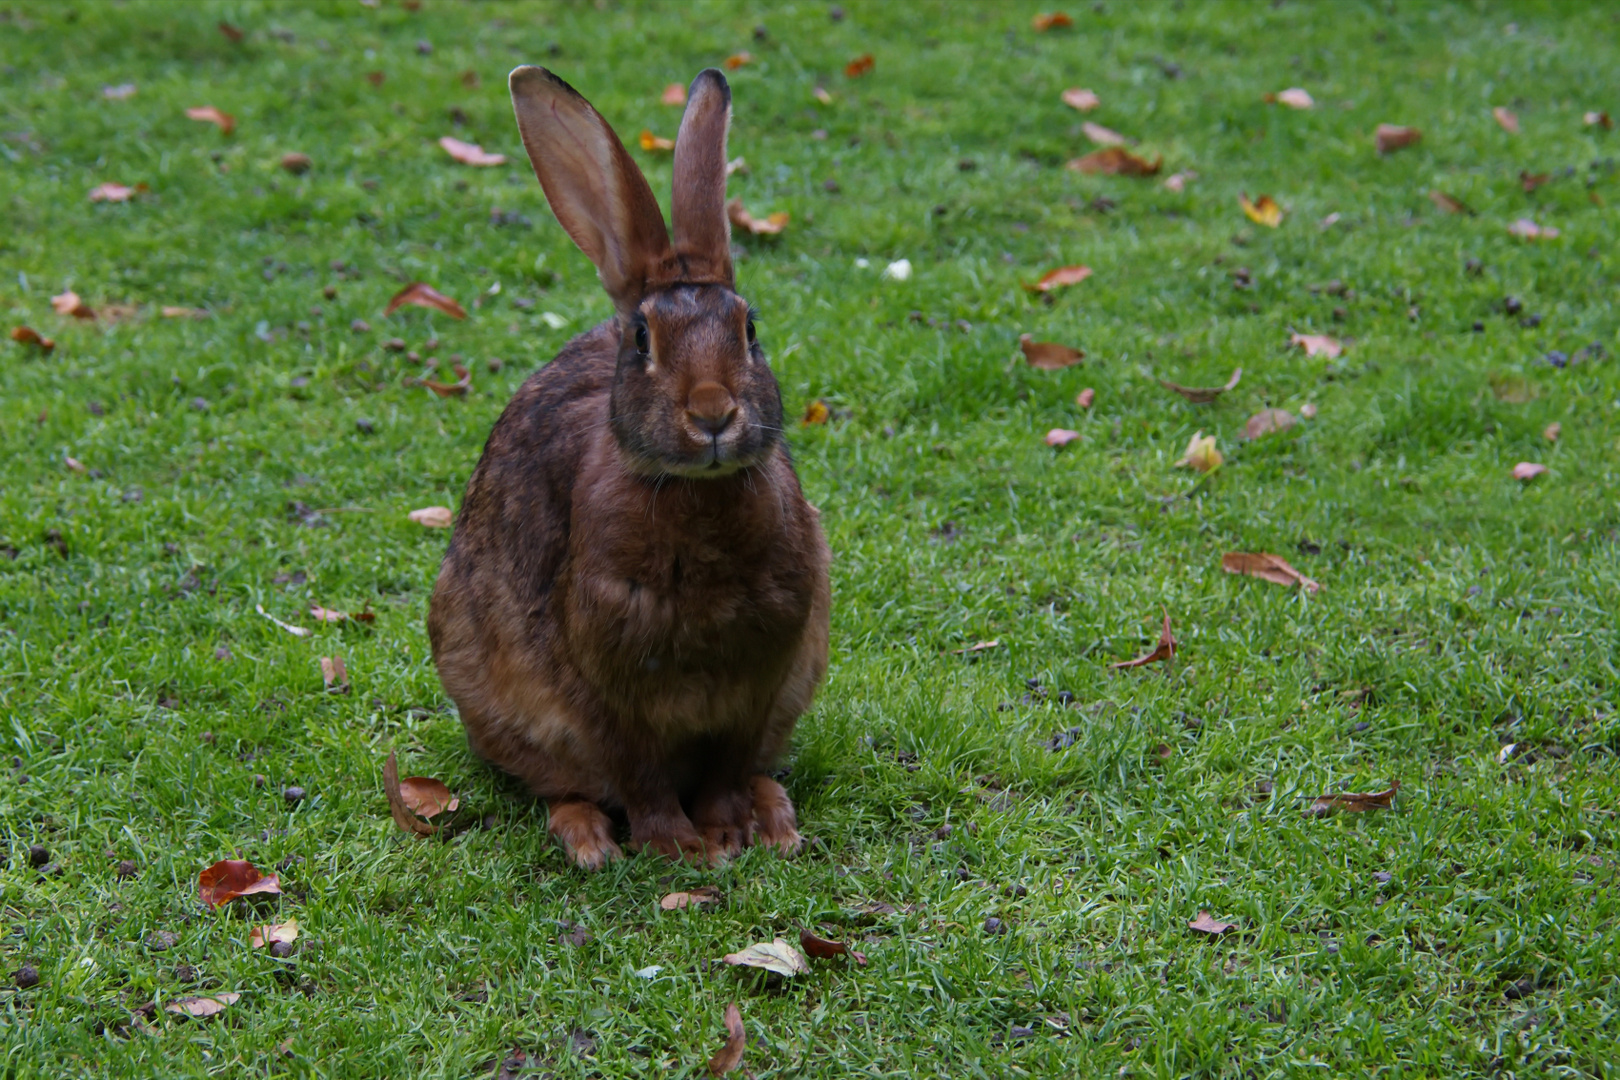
left=89, top=182, right=143, bottom=202
left=249, top=919, right=299, bottom=949
left=800, top=928, right=868, bottom=965
left=1512, top=462, right=1548, bottom=481
left=320, top=655, right=348, bottom=693
left=198, top=859, right=281, bottom=908
left=1428, top=190, right=1472, bottom=214
left=844, top=54, right=874, bottom=78
left=722, top=938, right=810, bottom=977
left=1289, top=332, right=1343, bottom=359
left=1307, top=781, right=1398, bottom=817
left=810, top=87, right=833, bottom=105
left=1032, top=12, right=1073, bottom=30
left=166, top=992, right=240, bottom=1018
left=1188, top=912, right=1235, bottom=936
left=1024, top=265, right=1092, bottom=293
left=310, top=604, right=376, bottom=625
left=1266, top=87, right=1314, bottom=109
left=1507, top=218, right=1559, bottom=240
left=408, top=505, right=454, bottom=528
left=946, top=640, right=1001, bottom=655
left=1061, top=87, right=1100, bottom=111
left=65, top=456, right=87, bottom=474
left=707, top=1004, right=747, bottom=1077
left=1019, top=334, right=1084, bottom=369
left=1520, top=170, right=1550, bottom=192
left=51, top=291, right=95, bottom=319
left=801, top=400, right=829, bottom=425
left=1543, top=422, right=1561, bottom=442
left=1157, top=367, right=1241, bottom=403
left=1492, top=106, right=1519, bottom=134
left=1081, top=121, right=1128, bottom=147
left=1240, top=193, right=1283, bottom=227
left=383, top=750, right=440, bottom=836
left=1175, top=431, right=1223, bottom=473
left=217, top=20, right=245, bottom=42
left=1111, top=611, right=1176, bottom=670
left=661, top=83, right=687, bottom=106
left=11, top=326, right=55, bottom=352
left=1163, top=170, right=1197, bottom=192
left=726, top=198, right=788, bottom=235
left=1243, top=408, right=1296, bottom=440
left=103, top=82, right=137, bottom=100
left=438, top=136, right=506, bottom=166
left=1585, top=111, right=1613, bottom=130
left=724, top=52, right=753, bottom=70
left=185, top=106, right=236, bottom=135
left=1044, top=428, right=1081, bottom=448
left=398, top=775, right=459, bottom=819
left=1076, top=388, right=1095, bottom=409
left=385, top=282, right=467, bottom=319
left=660, top=887, right=721, bottom=911
left=1066, top=147, right=1161, bottom=176
left=406, top=362, right=472, bottom=398
left=161, top=305, right=207, bottom=318
left=1221, top=552, right=1320, bottom=593
left=280, top=152, right=312, bottom=174
left=1375, top=124, right=1422, bottom=154
left=255, top=603, right=312, bottom=637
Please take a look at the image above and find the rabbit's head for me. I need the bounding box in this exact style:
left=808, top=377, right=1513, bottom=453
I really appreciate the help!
left=510, top=66, right=783, bottom=478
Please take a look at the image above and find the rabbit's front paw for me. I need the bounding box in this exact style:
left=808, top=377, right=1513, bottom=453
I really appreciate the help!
left=691, top=787, right=756, bottom=863
left=750, top=775, right=803, bottom=856
left=547, top=799, right=624, bottom=870
left=629, top=808, right=707, bottom=863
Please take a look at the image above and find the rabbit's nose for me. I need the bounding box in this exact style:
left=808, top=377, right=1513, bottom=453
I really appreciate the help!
left=686, top=381, right=738, bottom=435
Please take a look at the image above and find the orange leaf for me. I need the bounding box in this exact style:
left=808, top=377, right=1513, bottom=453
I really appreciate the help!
left=844, top=54, right=874, bottom=78
left=1428, top=190, right=1471, bottom=214
left=1075, top=387, right=1095, bottom=409
left=1157, top=367, right=1241, bottom=403
left=801, top=399, right=829, bottom=425
left=197, top=859, right=281, bottom=908
left=726, top=197, right=788, bottom=235
left=382, top=750, right=439, bottom=836
left=1060, top=87, right=1099, bottom=111
left=661, top=82, right=687, bottom=106
left=1044, top=428, right=1081, bottom=448
left=1024, top=265, right=1092, bottom=293
left=51, top=291, right=96, bottom=319
left=660, top=886, right=721, bottom=911
left=248, top=918, right=299, bottom=949
left=1289, top=332, right=1342, bottom=359
left=1221, top=552, right=1320, bottom=593
left=1307, top=781, right=1399, bottom=817
left=1019, top=333, right=1084, bottom=370
left=724, top=52, right=753, bottom=70
left=398, top=775, right=459, bottom=819
left=707, top=1003, right=747, bottom=1077
left=438, top=135, right=505, bottom=166
left=1066, top=147, right=1161, bottom=176
left=1492, top=106, right=1519, bottom=134
left=1031, top=11, right=1073, bottom=31
left=408, top=506, right=454, bottom=528
left=639, top=129, right=675, bottom=152
left=11, top=326, right=56, bottom=352
left=1188, top=911, right=1235, bottom=935
left=1239, top=192, right=1282, bottom=227
left=799, top=928, right=868, bottom=965
left=1111, top=612, right=1176, bottom=669
left=1374, top=124, right=1421, bottom=154
left=185, top=105, right=236, bottom=136
left=1080, top=121, right=1127, bottom=147
left=385, top=282, right=467, bottom=319
left=1512, top=462, right=1548, bottom=481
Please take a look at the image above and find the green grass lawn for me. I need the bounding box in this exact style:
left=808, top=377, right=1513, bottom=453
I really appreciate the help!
left=4, top=0, right=1620, bottom=1075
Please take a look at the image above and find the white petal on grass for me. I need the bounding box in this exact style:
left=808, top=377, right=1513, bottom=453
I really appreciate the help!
left=882, top=259, right=912, bottom=281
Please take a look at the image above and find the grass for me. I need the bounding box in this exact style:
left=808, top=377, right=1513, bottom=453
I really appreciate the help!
left=3, top=0, right=1619, bottom=1075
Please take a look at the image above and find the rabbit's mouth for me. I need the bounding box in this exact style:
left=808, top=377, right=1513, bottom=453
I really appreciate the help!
left=659, top=434, right=758, bottom=478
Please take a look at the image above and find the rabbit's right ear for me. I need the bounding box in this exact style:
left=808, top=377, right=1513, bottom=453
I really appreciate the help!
left=509, top=66, right=676, bottom=313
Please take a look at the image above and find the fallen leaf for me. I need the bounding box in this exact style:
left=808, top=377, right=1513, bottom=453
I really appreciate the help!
left=217, top=21, right=244, bottom=42
left=659, top=887, right=721, bottom=911
left=726, top=198, right=788, bottom=235
left=1081, top=121, right=1127, bottom=147
left=1374, top=124, right=1422, bottom=154
left=947, top=639, right=1001, bottom=655
left=185, top=106, right=236, bottom=135
left=51, top=291, right=95, bottom=319
left=1519, top=170, right=1550, bottom=192
left=1307, top=781, right=1399, bottom=817
left=1429, top=190, right=1472, bottom=214
left=160, top=306, right=207, bottom=318
left=255, top=603, right=312, bottom=637
left=799, top=928, right=868, bottom=965
left=10, top=326, right=55, bottom=352
left=408, top=506, right=454, bottom=528
left=1076, top=388, right=1095, bottom=409
left=280, top=152, right=312, bottom=174
left=1031, top=11, right=1073, bottom=31
left=407, top=362, right=472, bottom=398
left=1300, top=402, right=1318, bottom=418
left=1221, top=552, right=1320, bottom=593
left=1066, top=147, right=1161, bottom=176
left=1060, top=87, right=1100, bottom=111
left=801, top=400, right=829, bottom=425
left=1188, top=912, right=1235, bottom=936
left=844, top=54, right=874, bottom=78
left=723, top=52, right=753, bottom=70
left=1163, top=170, right=1197, bottom=192
left=1044, top=428, right=1082, bottom=448
left=103, top=83, right=137, bottom=100
left=1492, top=106, right=1519, bottom=134
left=1174, top=431, right=1223, bottom=473
left=438, top=136, right=506, bottom=166
left=1111, top=611, right=1176, bottom=669
left=1266, top=87, right=1314, bottom=109
left=320, top=655, right=348, bottom=693
left=383, top=750, right=439, bottom=836
left=811, top=86, right=833, bottom=105
left=1585, top=111, right=1613, bottom=130
left=638, top=129, right=675, bottom=153
left=1240, top=192, right=1282, bottom=227
left=89, top=182, right=140, bottom=202
left=1024, top=265, right=1092, bottom=293
left=661, top=83, right=687, bottom=106
left=722, top=938, right=810, bottom=978
left=366, top=71, right=386, bottom=87
left=398, top=775, right=459, bottom=819
left=1512, top=462, right=1548, bottom=481
left=197, top=859, right=281, bottom=908
left=1243, top=408, right=1297, bottom=440
left=166, top=992, right=240, bottom=1018
left=65, top=456, right=86, bottom=474
left=1507, top=218, right=1558, bottom=240
left=248, top=919, right=299, bottom=949
left=1157, top=368, right=1242, bottom=403
left=385, top=282, right=467, bottom=319
left=1289, top=332, right=1343, bottom=359
left=1019, top=334, right=1084, bottom=369
left=708, top=1004, right=747, bottom=1077
left=309, top=605, right=347, bottom=623
left=1543, top=422, right=1561, bottom=442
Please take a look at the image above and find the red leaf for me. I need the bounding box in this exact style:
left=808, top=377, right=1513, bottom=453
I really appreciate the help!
left=1031, top=12, right=1074, bottom=31
left=799, top=928, right=868, bottom=965
left=385, top=283, right=467, bottom=319
left=197, top=859, right=281, bottom=908
left=724, top=52, right=753, bottom=70
left=844, top=54, right=874, bottom=78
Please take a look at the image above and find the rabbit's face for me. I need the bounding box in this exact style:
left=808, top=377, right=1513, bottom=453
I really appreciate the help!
left=610, top=285, right=783, bottom=478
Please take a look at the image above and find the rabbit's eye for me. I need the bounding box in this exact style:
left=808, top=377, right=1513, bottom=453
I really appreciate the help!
left=633, top=323, right=649, bottom=354
left=745, top=317, right=756, bottom=345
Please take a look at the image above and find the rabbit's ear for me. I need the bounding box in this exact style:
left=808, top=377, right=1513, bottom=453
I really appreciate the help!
left=670, top=68, right=733, bottom=285
left=510, top=66, right=676, bottom=312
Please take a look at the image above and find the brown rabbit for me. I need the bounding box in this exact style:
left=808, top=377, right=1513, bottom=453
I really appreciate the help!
left=427, top=66, right=830, bottom=869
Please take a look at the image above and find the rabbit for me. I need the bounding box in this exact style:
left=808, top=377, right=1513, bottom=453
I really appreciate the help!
left=427, top=66, right=830, bottom=870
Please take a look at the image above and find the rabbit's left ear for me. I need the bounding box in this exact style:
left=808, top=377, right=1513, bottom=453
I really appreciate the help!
left=670, top=68, right=733, bottom=286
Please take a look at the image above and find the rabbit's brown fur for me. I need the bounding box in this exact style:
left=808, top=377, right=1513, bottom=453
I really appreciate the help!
left=428, top=66, right=828, bottom=868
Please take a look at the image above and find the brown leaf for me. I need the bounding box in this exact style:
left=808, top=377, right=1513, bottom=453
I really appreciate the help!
left=280, top=152, right=312, bottom=174
left=707, top=1004, right=746, bottom=1077
left=185, top=106, right=236, bottom=136
left=1289, top=332, right=1342, bottom=359
left=1428, top=190, right=1472, bottom=214
left=1174, top=431, right=1222, bottom=472
left=383, top=750, right=439, bottom=836
left=1512, top=462, right=1548, bottom=482
left=407, top=362, right=472, bottom=397
left=1507, top=218, right=1558, bottom=240
left=1080, top=121, right=1127, bottom=147
left=1111, top=611, right=1175, bottom=669
left=799, top=928, right=868, bottom=965
left=161, top=305, right=207, bottom=319
left=458, top=69, right=480, bottom=88
left=51, top=291, right=95, bottom=319
left=408, top=505, right=454, bottom=528
left=310, top=605, right=348, bottom=623
left=385, top=282, right=467, bottom=319
left=1221, top=552, right=1321, bottom=594
left=726, top=198, right=788, bottom=235
left=844, top=54, right=874, bottom=78
left=320, top=655, right=348, bottom=693
left=1243, top=408, right=1296, bottom=440
left=1519, top=170, right=1550, bottom=192
left=166, top=992, right=240, bottom=1018
left=1157, top=367, right=1241, bottom=403
left=1024, top=265, right=1092, bottom=293
left=398, top=776, right=459, bottom=819
left=723, top=52, right=753, bottom=70
left=366, top=71, right=386, bottom=87
left=1076, top=388, right=1095, bottom=409
left=1585, top=111, right=1613, bottom=130
left=1492, top=106, right=1520, bottom=134
left=1066, top=147, right=1161, bottom=176
left=1188, top=911, right=1235, bottom=936
left=1060, top=87, right=1099, bottom=111
left=659, top=886, right=720, bottom=911
left=722, top=938, right=810, bottom=977
left=1306, top=781, right=1399, bottom=817
left=218, top=21, right=244, bottom=42
left=1019, top=333, right=1084, bottom=369
left=197, top=859, right=281, bottom=908
left=11, top=326, right=55, bottom=352
left=89, top=182, right=141, bottom=203
left=1543, top=422, right=1561, bottom=442
left=438, top=136, right=506, bottom=166
left=1239, top=193, right=1282, bottom=227
left=1031, top=12, right=1074, bottom=31
left=248, top=918, right=299, bottom=949
left=661, top=83, right=687, bottom=106
left=65, top=455, right=86, bottom=474
left=1266, top=87, right=1314, bottom=109
left=1374, top=124, right=1421, bottom=154
left=801, top=400, right=829, bottom=425
left=947, top=639, right=1001, bottom=654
